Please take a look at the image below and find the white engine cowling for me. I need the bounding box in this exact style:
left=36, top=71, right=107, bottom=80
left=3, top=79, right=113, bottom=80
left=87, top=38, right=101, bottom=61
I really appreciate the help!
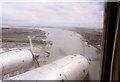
left=8, top=54, right=89, bottom=80
left=0, top=49, right=33, bottom=77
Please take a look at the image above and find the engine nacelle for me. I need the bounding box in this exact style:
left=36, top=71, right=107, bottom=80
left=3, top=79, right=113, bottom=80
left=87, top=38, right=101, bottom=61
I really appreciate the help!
left=7, top=54, right=89, bottom=80
left=0, top=49, right=33, bottom=79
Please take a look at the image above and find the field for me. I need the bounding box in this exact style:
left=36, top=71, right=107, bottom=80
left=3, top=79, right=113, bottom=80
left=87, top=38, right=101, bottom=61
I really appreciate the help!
left=1, top=27, right=103, bottom=54
left=2, top=28, right=52, bottom=48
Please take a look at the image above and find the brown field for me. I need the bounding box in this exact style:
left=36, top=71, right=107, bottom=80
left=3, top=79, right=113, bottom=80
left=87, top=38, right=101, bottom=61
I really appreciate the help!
left=62, top=27, right=103, bottom=54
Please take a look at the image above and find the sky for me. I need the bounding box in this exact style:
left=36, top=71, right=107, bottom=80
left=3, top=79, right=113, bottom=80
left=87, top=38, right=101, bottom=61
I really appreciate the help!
left=1, top=2, right=104, bottom=28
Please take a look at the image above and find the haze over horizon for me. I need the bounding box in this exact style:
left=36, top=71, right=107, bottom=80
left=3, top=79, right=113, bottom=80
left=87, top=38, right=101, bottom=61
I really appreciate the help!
left=1, top=2, right=104, bottom=28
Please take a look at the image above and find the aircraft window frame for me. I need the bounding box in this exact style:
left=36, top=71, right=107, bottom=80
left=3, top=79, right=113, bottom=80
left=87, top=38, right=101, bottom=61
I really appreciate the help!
left=101, top=2, right=119, bottom=80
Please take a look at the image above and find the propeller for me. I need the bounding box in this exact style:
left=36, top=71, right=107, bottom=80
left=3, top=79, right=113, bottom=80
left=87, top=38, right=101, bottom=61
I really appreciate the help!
left=28, top=36, right=40, bottom=68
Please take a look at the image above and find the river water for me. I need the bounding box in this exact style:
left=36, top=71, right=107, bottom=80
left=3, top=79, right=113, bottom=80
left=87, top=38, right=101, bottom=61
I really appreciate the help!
left=39, top=28, right=102, bottom=80
left=1, top=27, right=102, bottom=80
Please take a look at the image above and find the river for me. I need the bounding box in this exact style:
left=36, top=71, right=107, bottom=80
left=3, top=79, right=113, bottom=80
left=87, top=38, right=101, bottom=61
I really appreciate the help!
left=39, top=28, right=102, bottom=80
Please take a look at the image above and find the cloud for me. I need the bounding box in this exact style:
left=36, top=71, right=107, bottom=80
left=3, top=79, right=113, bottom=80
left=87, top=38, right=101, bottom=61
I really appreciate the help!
left=2, top=2, right=104, bottom=28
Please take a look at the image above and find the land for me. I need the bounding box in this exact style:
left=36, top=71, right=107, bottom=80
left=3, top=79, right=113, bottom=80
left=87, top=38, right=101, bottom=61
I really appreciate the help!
left=62, top=27, right=103, bottom=54
left=1, top=27, right=103, bottom=54
left=2, top=28, right=52, bottom=49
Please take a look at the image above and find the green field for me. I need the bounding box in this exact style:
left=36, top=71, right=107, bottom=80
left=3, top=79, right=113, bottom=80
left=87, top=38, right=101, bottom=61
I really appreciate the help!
left=2, top=28, right=46, bottom=42
left=2, top=28, right=51, bottom=48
